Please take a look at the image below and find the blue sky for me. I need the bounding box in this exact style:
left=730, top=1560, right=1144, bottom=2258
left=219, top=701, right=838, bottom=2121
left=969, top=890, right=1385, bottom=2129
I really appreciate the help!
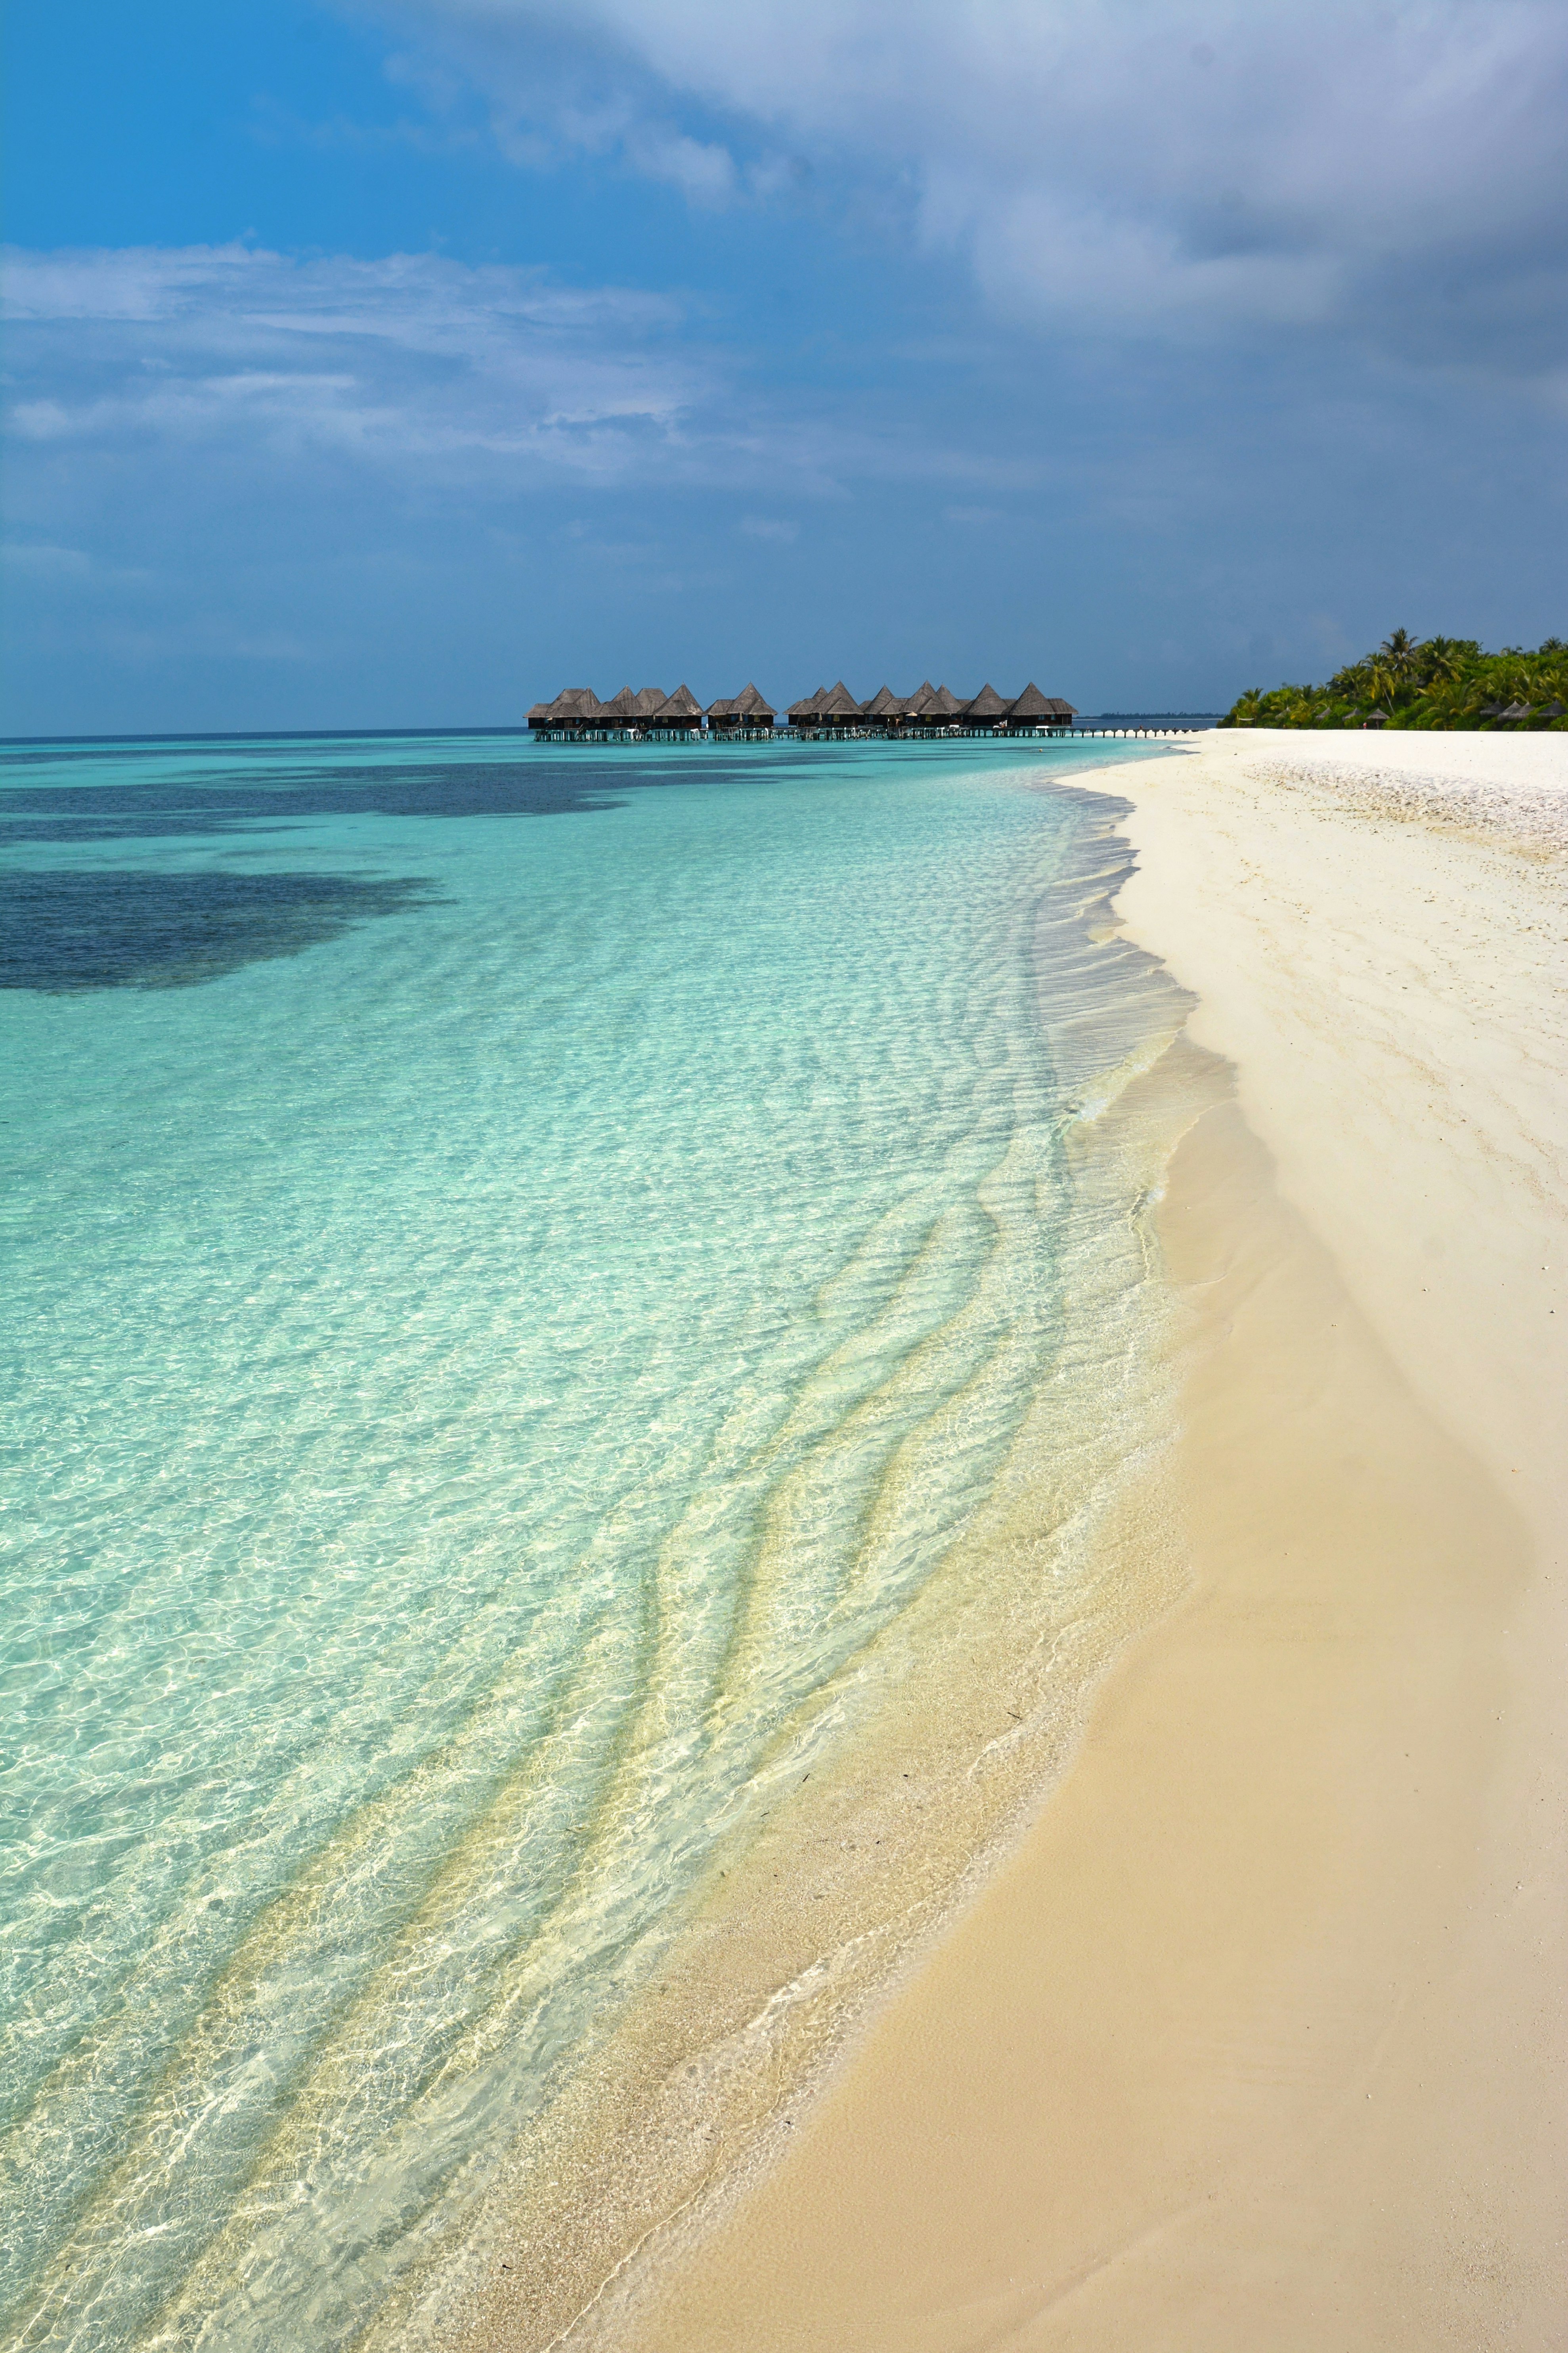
left=4, top=0, right=1565, bottom=733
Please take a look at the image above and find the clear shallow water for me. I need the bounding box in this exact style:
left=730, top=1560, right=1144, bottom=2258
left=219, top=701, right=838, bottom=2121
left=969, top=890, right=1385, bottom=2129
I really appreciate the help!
left=0, top=731, right=1178, bottom=2349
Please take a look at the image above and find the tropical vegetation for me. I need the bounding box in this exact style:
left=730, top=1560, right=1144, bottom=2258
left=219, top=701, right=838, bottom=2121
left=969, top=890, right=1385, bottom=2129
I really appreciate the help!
left=1220, top=631, right=1568, bottom=730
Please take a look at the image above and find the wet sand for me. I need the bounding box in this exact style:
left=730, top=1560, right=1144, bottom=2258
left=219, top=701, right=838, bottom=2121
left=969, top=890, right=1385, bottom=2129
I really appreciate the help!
left=592, top=732, right=1567, bottom=2350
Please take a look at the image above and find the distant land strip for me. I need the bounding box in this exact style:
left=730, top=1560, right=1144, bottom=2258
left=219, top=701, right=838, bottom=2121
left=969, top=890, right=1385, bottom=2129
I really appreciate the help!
left=1224, top=631, right=1568, bottom=731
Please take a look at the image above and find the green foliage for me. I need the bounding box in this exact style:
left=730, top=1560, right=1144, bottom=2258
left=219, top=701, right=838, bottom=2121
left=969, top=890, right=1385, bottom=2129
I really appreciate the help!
left=1220, top=633, right=1568, bottom=731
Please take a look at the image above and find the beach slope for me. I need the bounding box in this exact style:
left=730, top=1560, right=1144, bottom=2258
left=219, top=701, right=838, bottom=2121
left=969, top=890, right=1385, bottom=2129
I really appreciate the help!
left=597, top=730, right=1568, bottom=2351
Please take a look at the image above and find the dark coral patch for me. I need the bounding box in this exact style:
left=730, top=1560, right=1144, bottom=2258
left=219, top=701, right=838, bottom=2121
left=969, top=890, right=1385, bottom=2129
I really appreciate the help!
left=2, top=869, right=440, bottom=992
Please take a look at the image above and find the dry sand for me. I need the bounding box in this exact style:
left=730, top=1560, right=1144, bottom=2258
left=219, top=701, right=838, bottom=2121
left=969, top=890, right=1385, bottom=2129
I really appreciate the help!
left=595, top=731, right=1568, bottom=2351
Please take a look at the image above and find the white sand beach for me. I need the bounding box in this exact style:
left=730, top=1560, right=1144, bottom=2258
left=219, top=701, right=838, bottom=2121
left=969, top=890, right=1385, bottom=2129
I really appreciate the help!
left=599, top=729, right=1568, bottom=2351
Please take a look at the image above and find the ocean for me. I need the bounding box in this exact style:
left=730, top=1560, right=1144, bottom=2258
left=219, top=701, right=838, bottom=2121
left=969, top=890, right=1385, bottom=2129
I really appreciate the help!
left=0, top=729, right=1197, bottom=2349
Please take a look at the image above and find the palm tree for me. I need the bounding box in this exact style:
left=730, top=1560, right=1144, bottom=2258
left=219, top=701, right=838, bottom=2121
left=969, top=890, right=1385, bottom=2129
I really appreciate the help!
left=1228, top=633, right=1559, bottom=731
left=1418, top=636, right=1469, bottom=687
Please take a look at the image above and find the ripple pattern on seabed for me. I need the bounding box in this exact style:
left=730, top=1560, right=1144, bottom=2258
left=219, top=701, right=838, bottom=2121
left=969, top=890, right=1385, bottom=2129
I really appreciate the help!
left=0, top=732, right=1180, bottom=2349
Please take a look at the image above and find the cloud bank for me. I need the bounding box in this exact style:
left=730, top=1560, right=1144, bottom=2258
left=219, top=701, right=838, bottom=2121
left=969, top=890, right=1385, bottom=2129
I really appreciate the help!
left=371, top=0, right=1568, bottom=370
left=0, top=240, right=1044, bottom=724
left=3, top=241, right=1021, bottom=499
left=4, top=4, right=1562, bottom=732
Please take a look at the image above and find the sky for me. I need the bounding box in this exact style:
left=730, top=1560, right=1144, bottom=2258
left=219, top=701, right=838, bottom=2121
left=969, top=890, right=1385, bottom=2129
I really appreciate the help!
left=3, top=0, right=1566, bottom=733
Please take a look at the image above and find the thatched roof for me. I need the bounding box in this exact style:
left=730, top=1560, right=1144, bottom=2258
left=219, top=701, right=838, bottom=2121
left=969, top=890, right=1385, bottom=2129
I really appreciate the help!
left=531, top=676, right=1074, bottom=731
left=710, top=682, right=775, bottom=719
left=532, top=687, right=607, bottom=721
left=1006, top=685, right=1076, bottom=719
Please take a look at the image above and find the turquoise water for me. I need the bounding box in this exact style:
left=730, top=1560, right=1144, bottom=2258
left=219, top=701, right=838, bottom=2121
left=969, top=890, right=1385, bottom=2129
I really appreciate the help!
left=0, top=731, right=1178, bottom=2349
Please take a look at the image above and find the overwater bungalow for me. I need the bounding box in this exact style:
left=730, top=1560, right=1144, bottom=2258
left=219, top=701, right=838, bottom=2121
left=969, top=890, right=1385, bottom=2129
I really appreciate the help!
left=1006, top=683, right=1077, bottom=728
left=528, top=685, right=667, bottom=740
left=778, top=677, right=1077, bottom=740
left=648, top=684, right=705, bottom=737
left=964, top=683, right=1011, bottom=732
left=707, top=683, right=776, bottom=737
left=817, top=681, right=867, bottom=732
left=528, top=675, right=1078, bottom=741
left=1005, top=683, right=1052, bottom=729
left=525, top=687, right=610, bottom=738
left=787, top=681, right=896, bottom=737
left=911, top=685, right=964, bottom=731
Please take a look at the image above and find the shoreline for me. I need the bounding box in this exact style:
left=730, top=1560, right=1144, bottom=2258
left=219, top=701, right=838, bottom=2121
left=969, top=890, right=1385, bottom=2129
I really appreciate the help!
left=584, top=730, right=1568, bottom=2348
left=375, top=780, right=1219, bottom=2353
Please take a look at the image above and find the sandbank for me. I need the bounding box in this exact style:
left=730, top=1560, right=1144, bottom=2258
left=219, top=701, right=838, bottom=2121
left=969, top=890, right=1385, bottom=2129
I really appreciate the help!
left=592, top=730, right=1568, bottom=2349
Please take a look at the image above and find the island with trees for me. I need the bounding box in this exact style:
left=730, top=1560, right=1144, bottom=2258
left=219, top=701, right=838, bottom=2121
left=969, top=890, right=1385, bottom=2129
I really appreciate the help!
left=1221, top=632, right=1567, bottom=730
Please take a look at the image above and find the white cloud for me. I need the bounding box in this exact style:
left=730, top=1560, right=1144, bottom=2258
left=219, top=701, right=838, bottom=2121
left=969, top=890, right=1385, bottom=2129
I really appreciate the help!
left=367, top=0, right=1568, bottom=362
left=0, top=241, right=1023, bottom=499
left=739, top=515, right=798, bottom=543
left=2, top=243, right=705, bottom=478
left=627, top=129, right=737, bottom=207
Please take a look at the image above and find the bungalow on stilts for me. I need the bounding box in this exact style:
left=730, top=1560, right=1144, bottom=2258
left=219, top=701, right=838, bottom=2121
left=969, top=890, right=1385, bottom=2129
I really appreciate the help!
left=707, top=683, right=776, bottom=737
left=527, top=675, right=1079, bottom=740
